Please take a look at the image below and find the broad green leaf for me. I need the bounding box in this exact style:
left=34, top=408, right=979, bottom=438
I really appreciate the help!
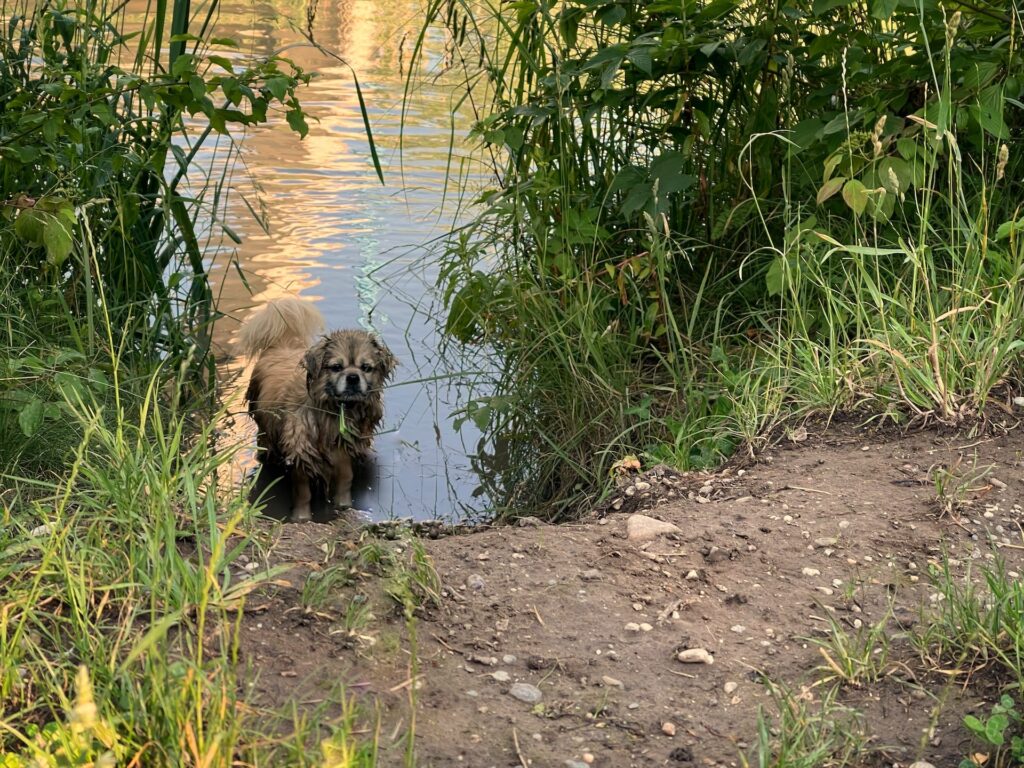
left=986, top=713, right=1008, bottom=745
left=817, top=176, right=846, bottom=204
left=14, top=208, right=45, bottom=244
left=18, top=398, right=44, bottom=437
left=286, top=108, right=309, bottom=138
left=870, top=0, right=898, bottom=19
left=265, top=76, right=290, bottom=101
left=765, top=255, right=785, bottom=296
left=994, top=218, right=1024, bottom=240
left=842, top=179, right=868, bottom=215
left=43, top=217, right=74, bottom=265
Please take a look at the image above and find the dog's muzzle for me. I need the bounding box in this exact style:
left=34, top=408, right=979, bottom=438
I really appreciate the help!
left=330, top=373, right=366, bottom=402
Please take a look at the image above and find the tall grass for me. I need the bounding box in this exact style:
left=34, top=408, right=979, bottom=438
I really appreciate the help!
left=422, top=0, right=1024, bottom=515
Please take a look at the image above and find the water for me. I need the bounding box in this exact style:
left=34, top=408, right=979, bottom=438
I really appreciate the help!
left=185, top=0, right=492, bottom=522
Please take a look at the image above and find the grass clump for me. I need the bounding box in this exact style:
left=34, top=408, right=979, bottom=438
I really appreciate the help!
left=744, top=681, right=867, bottom=768
left=915, top=558, right=1024, bottom=687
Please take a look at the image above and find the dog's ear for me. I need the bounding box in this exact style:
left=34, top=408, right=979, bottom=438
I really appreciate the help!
left=369, top=333, right=398, bottom=381
left=302, top=338, right=329, bottom=391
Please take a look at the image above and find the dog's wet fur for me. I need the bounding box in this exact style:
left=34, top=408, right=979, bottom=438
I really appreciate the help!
left=240, top=299, right=396, bottom=522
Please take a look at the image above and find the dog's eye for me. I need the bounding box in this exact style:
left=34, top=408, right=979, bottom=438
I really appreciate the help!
left=360, top=363, right=374, bottom=373
left=327, top=363, right=344, bottom=372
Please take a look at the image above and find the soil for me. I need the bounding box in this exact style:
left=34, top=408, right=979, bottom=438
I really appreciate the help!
left=235, top=418, right=1024, bottom=767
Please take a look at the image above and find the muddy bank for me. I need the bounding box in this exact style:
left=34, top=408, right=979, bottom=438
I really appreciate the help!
left=236, top=419, right=1024, bottom=766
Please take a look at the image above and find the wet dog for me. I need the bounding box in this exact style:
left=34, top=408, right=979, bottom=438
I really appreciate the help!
left=239, top=298, right=396, bottom=522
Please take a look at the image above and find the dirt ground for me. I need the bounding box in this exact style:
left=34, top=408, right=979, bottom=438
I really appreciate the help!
left=235, top=417, right=1024, bottom=767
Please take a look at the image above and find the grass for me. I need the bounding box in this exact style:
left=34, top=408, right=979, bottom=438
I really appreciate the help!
left=810, top=612, right=896, bottom=689
left=744, top=681, right=867, bottom=768
left=420, top=0, right=1024, bottom=519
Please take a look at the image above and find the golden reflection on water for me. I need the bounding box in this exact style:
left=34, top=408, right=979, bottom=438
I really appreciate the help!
left=146, top=0, right=488, bottom=520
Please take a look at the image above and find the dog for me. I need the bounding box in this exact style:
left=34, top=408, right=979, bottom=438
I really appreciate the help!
left=239, top=298, right=396, bottom=522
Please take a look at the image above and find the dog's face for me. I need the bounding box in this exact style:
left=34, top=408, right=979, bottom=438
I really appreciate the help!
left=303, top=330, right=396, bottom=405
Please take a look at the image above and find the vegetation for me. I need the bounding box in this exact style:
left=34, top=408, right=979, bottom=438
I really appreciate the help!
left=0, top=0, right=399, bottom=763
left=427, top=0, right=1024, bottom=515
left=3, top=0, right=1024, bottom=762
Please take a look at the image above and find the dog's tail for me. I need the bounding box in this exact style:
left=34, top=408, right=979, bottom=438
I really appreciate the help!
left=238, top=298, right=325, bottom=357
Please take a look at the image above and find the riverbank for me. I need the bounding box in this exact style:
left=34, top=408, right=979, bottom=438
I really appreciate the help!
left=236, top=413, right=1024, bottom=766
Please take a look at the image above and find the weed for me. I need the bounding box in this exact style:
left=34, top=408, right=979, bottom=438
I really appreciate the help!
left=959, top=695, right=1024, bottom=768
left=915, top=557, right=1024, bottom=688
left=303, top=564, right=359, bottom=609
left=385, top=538, right=442, bottom=617
left=811, top=612, right=894, bottom=688
left=931, top=455, right=994, bottom=517
left=744, top=681, right=867, bottom=768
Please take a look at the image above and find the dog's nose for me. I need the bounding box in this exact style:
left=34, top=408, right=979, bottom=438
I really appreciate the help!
left=345, top=373, right=360, bottom=387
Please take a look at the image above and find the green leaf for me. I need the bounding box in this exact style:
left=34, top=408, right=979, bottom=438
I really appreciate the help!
left=265, top=76, right=290, bottom=101
left=14, top=208, right=45, bottom=244
left=994, top=218, right=1024, bottom=240
left=286, top=108, right=309, bottom=138
left=870, top=0, right=898, bottom=19
left=817, top=176, right=846, bottom=204
left=986, top=713, right=1008, bottom=745
left=18, top=398, right=44, bottom=437
left=43, top=216, right=74, bottom=265
left=171, top=53, right=195, bottom=78
left=765, top=255, right=785, bottom=296
left=842, top=179, right=868, bottom=215
left=189, top=75, right=207, bottom=101
left=964, top=714, right=986, bottom=737
left=207, top=55, right=235, bottom=73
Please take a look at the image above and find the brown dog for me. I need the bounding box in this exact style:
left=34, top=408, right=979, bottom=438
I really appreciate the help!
left=239, top=298, right=396, bottom=522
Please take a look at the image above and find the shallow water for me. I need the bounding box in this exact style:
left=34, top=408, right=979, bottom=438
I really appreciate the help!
left=175, top=0, right=491, bottom=521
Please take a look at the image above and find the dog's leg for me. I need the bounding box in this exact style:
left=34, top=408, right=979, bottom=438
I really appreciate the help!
left=291, top=469, right=313, bottom=523
left=330, top=448, right=354, bottom=509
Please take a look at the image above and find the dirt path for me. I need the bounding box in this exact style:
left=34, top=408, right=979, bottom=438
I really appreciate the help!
left=236, top=421, right=1024, bottom=767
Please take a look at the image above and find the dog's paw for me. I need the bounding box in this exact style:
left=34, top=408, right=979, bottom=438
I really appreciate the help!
left=331, top=493, right=353, bottom=510
left=290, top=506, right=312, bottom=523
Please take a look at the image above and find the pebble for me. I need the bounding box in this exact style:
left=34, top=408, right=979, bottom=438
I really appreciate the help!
left=624, top=622, right=642, bottom=632
left=730, top=625, right=746, bottom=633
left=814, top=537, right=838, bottom=548
left=580, top=569, right=602, bottom=581
left=502, top=654, right=517, bottom=665
left=908, top=763, right=937, bottom=768
left=490, top=671, right=511, bottom=682
left=838, top=520, right=850, bottom=529
left=565, top=762, right=588, bottom=768
left=676, top=648, right=714, bottom=664
left=509, top=683, right=543, bottom=704
left=583, top=754, right=595, bottom=765
left=1014, top=396, right=1024, bottom=407
left=801, top=567, right=821, bottom=577
left=601, top=675, right=624, bottom=689
left=662, top=722, right=677, bottom=736
left=29, top=523, right=54, bottom=538
left=626, top=514, right=682, bottom=542
left=685, top=570, right=700, bottom=580
left=723, top=681, right=738, bottom=694
left=466, top=574, right=485, bottom=591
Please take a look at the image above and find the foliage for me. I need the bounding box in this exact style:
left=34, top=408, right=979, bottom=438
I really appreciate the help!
left=959, top=696, right=1024, bottom=768
left=0, top=0, right=309, bottom=372
left=424, top=0, right=1024, bottom=513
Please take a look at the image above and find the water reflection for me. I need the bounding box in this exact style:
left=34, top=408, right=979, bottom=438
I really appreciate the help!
left=162, top=0, right=492, bottom=521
